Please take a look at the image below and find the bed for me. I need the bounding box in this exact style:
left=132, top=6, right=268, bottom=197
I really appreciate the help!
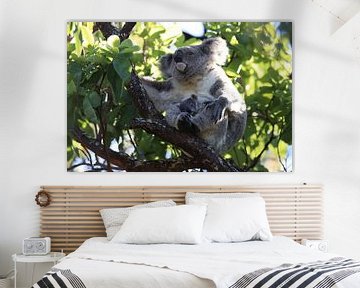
left=33, top=185, right=360, bottom=288
left=33, top=236, right=360, bottom=288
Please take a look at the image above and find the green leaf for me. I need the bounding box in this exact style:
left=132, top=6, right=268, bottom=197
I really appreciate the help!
left=118, top=104, right=137, bottom=129
left=67, top=143, right=76, bottom=164
left=227, top=58, right=242, bottom=74
left=236, top=33, right=251, bottom=45
left=113, top=56, right=131, bottom=82
left=224, top=68, right=240, bottom=78
left=148, top=25, right=166, bottom=38
left=119, top=46, right=140, bottom=55
left=259, top=86, right=274, bottom=94
left=83, top=97, right=98, bottom=123
left=107, top=106, right=122, bottom=126
left=107, top=35, right=120, bottom=47
left=253, top=163, right=269, bottom=172
left=74, top=29, right=82, bottom=56
left=88, top=91, right=101, bottom=108
left=81, top=120, right=97, bottom=138
left=116, top=90, right=138, bottom=129
left=67, top=80, right=76, bottom=95
left=107, top=65, right=124, bottom=105
left=80, top=25, right=94, bottom=46
left=183, top=38, right=202, bottom=46
left=87, top=69, right=103, bottom=85
left=119, top=38, right=134, bottom=49
left=68, top=62, right=82, bottom=87
left=282, top=114, right=292, bottom=145
left=67, top=43, right=75, bottom=55
left=117, top=38, right=140, bottom=55
left=67, top=101, right=75, bottom=131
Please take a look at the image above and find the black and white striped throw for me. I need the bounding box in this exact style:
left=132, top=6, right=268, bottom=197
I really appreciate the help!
left=32, top=268, right=86, bottom=288
left=229, top=257, right=360, bottom=288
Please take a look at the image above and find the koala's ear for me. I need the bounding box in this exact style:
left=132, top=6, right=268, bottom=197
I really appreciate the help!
left=201, top=37, right=229, bottom=66
left=159, top=53, right=174, bottom=78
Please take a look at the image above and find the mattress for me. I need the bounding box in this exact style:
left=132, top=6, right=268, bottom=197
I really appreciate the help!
left=34, top=236, right=360, bottom=288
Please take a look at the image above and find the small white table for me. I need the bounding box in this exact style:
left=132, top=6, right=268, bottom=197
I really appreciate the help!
left=12, top=252, right=65, bottom=288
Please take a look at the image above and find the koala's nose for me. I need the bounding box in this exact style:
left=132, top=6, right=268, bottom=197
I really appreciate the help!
left=174, top=50, right=183, bottom=63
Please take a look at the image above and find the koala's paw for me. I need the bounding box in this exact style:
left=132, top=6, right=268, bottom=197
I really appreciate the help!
left=205, top=101, right=226, bottom=124
left=177, top=113, right=200, bottom=134
left=179, top=95, right=198, bottom=115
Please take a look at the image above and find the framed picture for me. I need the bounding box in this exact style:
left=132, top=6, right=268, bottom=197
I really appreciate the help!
left=67, top=21, right=292, bottom=172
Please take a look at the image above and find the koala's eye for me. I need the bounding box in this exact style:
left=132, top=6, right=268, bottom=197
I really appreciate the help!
left=187, top=51, right=195, bottom=56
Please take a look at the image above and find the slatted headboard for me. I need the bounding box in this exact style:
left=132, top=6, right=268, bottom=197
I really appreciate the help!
left=39, top=184, right=323, bottom=253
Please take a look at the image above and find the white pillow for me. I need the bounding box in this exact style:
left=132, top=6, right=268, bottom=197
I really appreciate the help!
left=100, top=200, right=176, bottom=240
left=111, top=205, right=207, bottom=244
left=202, top=197, right=272, bottom=243
left=186, top=192, right=259, bottom=204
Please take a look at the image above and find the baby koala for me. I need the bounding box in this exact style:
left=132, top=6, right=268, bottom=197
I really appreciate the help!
left=177, top=94, right=201, bottom=133
left=141, top=37, right=247, bottom=153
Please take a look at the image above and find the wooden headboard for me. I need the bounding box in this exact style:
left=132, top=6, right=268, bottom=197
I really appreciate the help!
left=39, top=184, right=323, bottom=253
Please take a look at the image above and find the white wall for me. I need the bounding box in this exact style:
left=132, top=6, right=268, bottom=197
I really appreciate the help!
left=1, top=0, right=359, bottom=286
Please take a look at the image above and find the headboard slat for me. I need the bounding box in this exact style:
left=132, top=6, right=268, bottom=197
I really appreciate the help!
left=39, top=184, right=323, bottom=253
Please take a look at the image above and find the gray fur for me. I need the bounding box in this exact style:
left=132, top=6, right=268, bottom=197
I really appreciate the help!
left=159, top=54, right=173, bottom=78
left=140, top=37, right=247, bottom=153
left=209, top=79, right=224, bottom=96
left=179, top=94, right=198, bottom=115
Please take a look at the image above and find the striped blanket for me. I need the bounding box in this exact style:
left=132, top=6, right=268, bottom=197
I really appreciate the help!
left=32, top=269, right=86, bottom=288
left=230, top=258, right=360, bottom=288
left=32, top=258, right=360, bottom=288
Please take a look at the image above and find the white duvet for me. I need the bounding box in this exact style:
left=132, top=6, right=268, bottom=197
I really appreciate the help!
left=53, top=237, right=360, bottom=288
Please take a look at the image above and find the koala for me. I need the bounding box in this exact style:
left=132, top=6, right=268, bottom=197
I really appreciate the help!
left=140, top=37, right=247, bottom=153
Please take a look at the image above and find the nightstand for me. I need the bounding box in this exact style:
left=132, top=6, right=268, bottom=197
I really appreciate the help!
left=12, top=252, right=65, bottom=288
left=301, top=239, right=328, bottom=252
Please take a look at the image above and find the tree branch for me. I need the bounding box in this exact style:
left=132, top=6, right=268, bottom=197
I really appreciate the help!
left=94, top=22, right=136, bottom=41
left=72, top=127, right=134, bottom=169
left=119, top=22, right=137, bottom=41
left=71, top=127, right=222, bottom=172
left=67, top=162, right=92, bottom=172
left=130, top=118, right=241, bottom=172
left=127, top=71, right=164, bottom=120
